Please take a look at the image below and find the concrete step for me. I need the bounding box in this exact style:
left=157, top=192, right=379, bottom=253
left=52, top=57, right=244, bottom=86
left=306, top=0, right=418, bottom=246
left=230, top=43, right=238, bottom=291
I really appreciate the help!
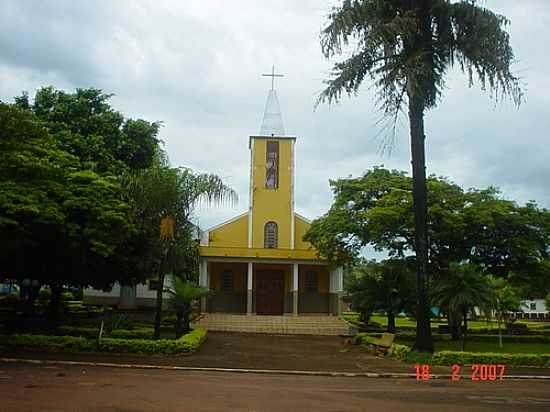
left=193, top=314, right=353, bottom=336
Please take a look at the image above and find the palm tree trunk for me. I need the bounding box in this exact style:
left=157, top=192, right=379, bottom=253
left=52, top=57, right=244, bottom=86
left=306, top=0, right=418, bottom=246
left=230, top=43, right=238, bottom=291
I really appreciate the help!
left=387, top=311, right=396, bottom=333
left=409, top=91, right=434, bottom=353
left=449, top=310, right=461, bottom=340
left=153, top=271, right=165, bottom=339
left=462, top=304, right=468, bottom=352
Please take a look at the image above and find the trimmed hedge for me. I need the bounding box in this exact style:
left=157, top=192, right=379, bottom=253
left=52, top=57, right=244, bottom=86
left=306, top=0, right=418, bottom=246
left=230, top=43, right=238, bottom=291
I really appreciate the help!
left=431, top=351, right=550, bottom=367
left=0, top=328, right=207, bottom=355
left=58, top=326, right=155, bottom=340
left=357, top=334, right=550, bottom=367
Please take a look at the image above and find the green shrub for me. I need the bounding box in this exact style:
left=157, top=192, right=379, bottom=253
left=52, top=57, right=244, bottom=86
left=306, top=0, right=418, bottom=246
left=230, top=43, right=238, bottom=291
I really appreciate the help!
left=57, top=326, right=99, bottom=339
left=62, top=291, right=75, bottom=301
left=0, top=328, right=207, bottom=355
left=0, top=294, right=21, bottom=306
left=431, top=351, right=550, bottom=367
left=109, top=327, right=153, bottom=340
left=98, top=328, right=206, bottom=354
left=38, top=288, right=51, bottom=299
left=58, top=326, right=155, bottom=340
left=0, top=334, right=95, bottom=352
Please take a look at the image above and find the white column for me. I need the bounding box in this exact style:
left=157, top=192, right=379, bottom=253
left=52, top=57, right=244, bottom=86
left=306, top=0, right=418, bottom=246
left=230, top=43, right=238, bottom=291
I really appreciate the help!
left=292, top=263, right=299, bottom=316
left=199, top=260, right=208, bottom=312
left=329, top=267, right=344, bottom=316
left=247, top=262, right=253, bottom=315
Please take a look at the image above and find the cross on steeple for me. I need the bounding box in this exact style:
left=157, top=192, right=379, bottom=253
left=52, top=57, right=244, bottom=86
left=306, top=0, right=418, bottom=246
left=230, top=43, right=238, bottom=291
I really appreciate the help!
left=262, top=65, right=284, bottom=90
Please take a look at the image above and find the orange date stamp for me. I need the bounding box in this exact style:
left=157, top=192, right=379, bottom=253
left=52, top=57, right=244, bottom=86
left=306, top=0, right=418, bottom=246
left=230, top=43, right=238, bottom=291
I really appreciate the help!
left=415, top=364, right=506, bottom=381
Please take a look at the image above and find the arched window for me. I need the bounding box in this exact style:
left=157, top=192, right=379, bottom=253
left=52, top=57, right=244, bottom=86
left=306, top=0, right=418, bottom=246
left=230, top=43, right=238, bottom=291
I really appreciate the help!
left=264, top=221, right=278, bottom=248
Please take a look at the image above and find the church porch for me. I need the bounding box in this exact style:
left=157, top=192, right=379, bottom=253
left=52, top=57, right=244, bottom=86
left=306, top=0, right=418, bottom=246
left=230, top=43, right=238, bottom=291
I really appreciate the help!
left=199, top=259, right=343, bottom=317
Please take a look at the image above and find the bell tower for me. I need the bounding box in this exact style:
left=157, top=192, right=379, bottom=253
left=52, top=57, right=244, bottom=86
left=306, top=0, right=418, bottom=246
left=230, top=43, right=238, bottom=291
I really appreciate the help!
left=248, top=67, right=295, bottom=250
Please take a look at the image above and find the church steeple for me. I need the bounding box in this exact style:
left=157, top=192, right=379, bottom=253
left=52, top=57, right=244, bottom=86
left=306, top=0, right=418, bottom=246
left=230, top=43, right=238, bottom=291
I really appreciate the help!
left=248, top=66, right=296, bottom=250
left=260, top=89, right=285, bottom=136
left=260, top=65, right=285, bottom=136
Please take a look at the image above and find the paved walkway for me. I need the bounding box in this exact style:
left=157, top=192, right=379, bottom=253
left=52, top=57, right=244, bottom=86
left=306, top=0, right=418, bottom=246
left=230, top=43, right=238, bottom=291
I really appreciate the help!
left=1, top=363, right=550, bottom=411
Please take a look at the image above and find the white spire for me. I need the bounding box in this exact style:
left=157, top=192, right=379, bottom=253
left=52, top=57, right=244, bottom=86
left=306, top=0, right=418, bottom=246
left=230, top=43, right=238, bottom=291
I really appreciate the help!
left=260, top=89, right=285, bottom=136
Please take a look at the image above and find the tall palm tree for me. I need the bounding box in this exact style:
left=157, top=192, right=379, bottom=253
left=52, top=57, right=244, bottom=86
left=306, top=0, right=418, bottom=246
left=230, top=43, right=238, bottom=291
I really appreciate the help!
left=123, top=153, right=237, bottom=338
left=318, top=0, right=522, bottom=352
left=431, top=262, right=493, bottom=351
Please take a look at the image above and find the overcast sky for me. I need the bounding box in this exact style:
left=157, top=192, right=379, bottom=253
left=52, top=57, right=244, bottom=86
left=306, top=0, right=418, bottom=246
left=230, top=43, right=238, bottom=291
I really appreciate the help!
left=1, top=0, right=549, bottom=231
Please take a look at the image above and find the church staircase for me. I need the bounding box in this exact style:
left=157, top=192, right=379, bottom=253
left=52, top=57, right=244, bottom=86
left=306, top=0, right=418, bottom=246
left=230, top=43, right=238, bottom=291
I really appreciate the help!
left=193, top=314, right=353, bottom=336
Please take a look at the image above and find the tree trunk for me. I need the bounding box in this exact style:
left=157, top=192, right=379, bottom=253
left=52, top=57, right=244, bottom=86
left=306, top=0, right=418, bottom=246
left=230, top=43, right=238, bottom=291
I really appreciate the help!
left=182, top=302, right=191, bottom=336
left=448, top=310, right=461, bottom=340
left=409, top=91, right=434, bottom=353
left=462, top=305, right=468, bottom=352
left=498, top=313, right=503, bottom=348
left=48, top=283, right=63, bottom=328
left=175, top=311, right=183, bottom=339
left=153, top=271, right=165, bottom=340
left=387, top=311, right=396, bottom=333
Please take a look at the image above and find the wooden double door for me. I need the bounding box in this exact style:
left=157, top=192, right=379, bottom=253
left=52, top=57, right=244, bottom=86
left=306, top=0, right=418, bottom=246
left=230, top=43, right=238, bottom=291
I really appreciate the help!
left=255, top=270, right=284, bottom=315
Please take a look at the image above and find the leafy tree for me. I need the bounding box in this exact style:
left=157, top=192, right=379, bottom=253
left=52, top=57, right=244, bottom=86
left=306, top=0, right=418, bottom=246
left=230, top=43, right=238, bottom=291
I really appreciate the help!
left=166, top=274, right=208, bottom=338
left=305, top=167, right=550, bottom=334
left=431, top=263, right=494, bottom=351
left=488, top=277, right=521, bottom=348
left=0, top=103, right=137, bottom=322
left=318, top=0, right=522, bottom=352
left=348, top=259, right=416, bottom=332
left=545, top=293, right=550, bottom=316
left=15, top=87, right=160, bottom=174
left=123, top=161, right=237, bottom=338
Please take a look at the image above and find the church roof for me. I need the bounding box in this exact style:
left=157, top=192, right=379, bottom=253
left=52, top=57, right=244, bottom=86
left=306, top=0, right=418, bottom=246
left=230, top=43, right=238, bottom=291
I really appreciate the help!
left=260, top=89, right=285, bottom=137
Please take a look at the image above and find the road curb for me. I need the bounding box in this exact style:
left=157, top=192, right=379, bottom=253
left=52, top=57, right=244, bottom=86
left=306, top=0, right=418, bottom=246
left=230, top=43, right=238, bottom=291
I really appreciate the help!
left=1, top=357, right=550, bottom=380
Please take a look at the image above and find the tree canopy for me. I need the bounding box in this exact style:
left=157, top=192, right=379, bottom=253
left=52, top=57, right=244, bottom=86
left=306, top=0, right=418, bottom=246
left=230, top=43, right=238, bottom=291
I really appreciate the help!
left=0, top=103, right=136, bottom=289
left=305, top=167, right=550, bottom=294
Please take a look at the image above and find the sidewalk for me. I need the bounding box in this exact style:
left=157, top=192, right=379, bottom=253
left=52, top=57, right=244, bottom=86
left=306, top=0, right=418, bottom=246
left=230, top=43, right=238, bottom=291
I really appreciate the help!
left=2, top=332, right=549, bottom=378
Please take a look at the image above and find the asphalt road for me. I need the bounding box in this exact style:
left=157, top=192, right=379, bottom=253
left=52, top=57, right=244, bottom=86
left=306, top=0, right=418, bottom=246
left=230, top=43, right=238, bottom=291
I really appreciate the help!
left=1, top=363, right=549, bottom=411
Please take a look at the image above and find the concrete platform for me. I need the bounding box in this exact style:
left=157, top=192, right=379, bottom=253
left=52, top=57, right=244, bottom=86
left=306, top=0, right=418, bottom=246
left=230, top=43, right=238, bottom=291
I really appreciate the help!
left=193, top=314, right=352, bottom=335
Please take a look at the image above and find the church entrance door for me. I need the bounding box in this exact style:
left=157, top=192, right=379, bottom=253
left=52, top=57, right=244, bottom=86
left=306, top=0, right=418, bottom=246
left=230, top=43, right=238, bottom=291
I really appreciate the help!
left=255, top=270, right=284, bottom=315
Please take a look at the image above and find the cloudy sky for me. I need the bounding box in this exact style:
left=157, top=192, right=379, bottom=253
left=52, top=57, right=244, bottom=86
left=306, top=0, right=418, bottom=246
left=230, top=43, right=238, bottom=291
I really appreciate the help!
left=1, top=0, right=549, bottom=230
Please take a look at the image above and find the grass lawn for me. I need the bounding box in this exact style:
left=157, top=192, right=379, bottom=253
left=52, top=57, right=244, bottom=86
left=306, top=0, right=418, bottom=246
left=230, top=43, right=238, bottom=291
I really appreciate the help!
left=343, top=312, right=550, bottom=332
left=432, top=340, right=550, bottom=354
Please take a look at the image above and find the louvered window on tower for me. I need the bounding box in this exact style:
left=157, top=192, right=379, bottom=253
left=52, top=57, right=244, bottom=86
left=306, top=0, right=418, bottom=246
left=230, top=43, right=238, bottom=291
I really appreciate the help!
left=264, top=222, right=278, bottom=248
left=265, top=141, right=279, bottom=189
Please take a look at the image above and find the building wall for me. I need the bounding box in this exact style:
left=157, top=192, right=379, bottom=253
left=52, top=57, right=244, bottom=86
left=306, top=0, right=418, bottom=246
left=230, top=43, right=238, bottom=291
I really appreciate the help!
left=294, top=215, right=313, bottom=250
left=521, top=299, right=548, bottom=313
left=83, top=279, right=171, bottom=308
left=298, top=265, right=330, bottom=313
left=208, top=213, right=249, bottom=248
left=251, top=138, right=293, bottom=249
left=209, top=262, right=247, bottom=313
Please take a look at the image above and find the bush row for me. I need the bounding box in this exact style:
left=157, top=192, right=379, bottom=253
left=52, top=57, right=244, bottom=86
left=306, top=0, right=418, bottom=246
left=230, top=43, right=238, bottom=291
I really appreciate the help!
left=359, top=332, right=550, bottom=343
left=0, top=328, right=207, bottom=355
left=58, top=325, right=156, bottom=340
left=357, top=334, right=550, bottom=367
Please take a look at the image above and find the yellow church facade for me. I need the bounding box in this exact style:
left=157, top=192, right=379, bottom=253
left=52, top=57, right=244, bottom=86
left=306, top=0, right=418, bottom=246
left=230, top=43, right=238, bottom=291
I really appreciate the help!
left=198, top=87, right=343, bottom=316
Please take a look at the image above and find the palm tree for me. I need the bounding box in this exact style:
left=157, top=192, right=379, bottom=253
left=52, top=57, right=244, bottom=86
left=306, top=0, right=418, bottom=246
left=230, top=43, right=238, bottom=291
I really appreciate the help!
left=431, top=262, right=493, bottom=351
left=123, top=152, right=237, bottom=338
left=318, top=0, right=522, bottom=352
left=166, top=274, right=209, bottom=338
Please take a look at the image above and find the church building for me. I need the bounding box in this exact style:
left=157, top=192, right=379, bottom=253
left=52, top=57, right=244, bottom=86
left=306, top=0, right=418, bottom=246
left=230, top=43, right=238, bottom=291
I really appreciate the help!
left=198, top=77, right=344, bottom=317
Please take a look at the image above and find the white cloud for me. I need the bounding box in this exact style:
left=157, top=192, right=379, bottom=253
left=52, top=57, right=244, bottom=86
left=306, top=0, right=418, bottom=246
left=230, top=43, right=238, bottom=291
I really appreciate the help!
left=1, top=0, right=548, bottom=232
